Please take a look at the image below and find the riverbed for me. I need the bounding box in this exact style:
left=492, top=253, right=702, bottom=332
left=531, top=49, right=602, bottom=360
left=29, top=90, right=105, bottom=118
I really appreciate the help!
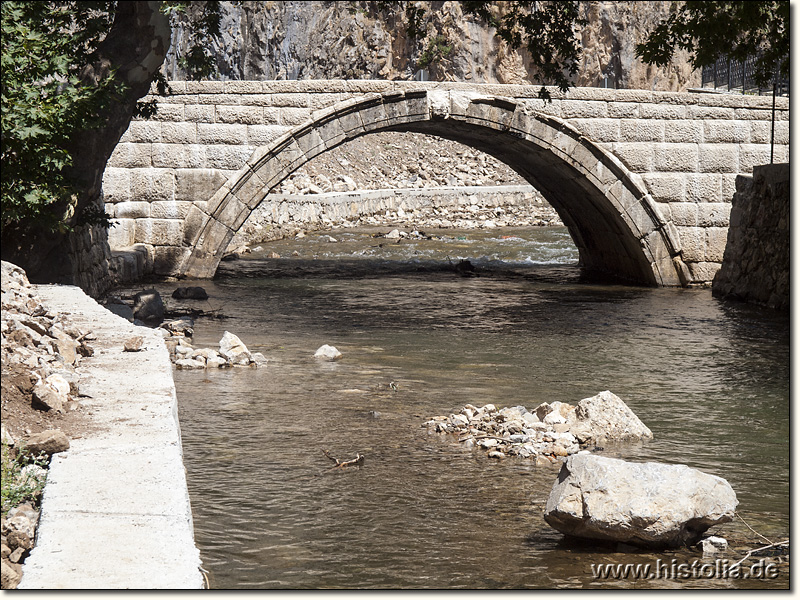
left=164, top=226, right=789, bottom=589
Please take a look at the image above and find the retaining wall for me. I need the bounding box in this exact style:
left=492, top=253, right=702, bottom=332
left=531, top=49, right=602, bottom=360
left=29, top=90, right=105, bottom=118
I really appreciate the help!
left=18, top=285, right=203, bottom=589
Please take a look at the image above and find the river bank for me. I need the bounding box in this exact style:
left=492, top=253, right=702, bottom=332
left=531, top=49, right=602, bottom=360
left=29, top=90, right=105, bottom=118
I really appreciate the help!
left=1, top=261, right=202, bottom=589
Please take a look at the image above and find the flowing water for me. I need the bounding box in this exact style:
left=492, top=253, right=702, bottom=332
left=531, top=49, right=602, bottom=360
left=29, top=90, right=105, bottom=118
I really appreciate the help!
left=163, top=226, right=789, bottom=589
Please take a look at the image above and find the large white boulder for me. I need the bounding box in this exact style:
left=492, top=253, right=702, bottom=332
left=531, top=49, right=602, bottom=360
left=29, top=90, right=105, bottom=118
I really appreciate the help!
left=544, top=454, right=737, bottom=549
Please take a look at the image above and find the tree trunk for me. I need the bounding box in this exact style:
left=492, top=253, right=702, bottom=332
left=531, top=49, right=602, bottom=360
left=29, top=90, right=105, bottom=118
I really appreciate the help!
left=2, top=1, right=171, bottom=297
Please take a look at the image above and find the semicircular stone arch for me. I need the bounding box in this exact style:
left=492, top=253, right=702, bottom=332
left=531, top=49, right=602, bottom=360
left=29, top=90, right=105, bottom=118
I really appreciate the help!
left=180, top=90, right=687, bottom=286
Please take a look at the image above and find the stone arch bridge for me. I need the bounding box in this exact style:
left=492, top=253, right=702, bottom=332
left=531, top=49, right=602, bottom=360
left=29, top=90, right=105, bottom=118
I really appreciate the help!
left=102, top=80, right=788, bottom=286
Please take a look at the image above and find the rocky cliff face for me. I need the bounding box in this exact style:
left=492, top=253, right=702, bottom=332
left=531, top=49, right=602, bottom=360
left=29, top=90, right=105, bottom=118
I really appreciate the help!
left=165, top=1, right=700, bottom=91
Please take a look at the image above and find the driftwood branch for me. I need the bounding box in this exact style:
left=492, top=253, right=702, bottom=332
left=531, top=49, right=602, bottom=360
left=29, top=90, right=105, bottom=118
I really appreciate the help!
left=321, top=449, right=365, bottom=470
left=735, top=511, right=774, bottom=545
left=730, top=540, right=789, bottom=570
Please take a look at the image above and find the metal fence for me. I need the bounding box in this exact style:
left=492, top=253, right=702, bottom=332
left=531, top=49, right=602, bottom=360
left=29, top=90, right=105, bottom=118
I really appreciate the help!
left=702, top=55, right=789, bottom=95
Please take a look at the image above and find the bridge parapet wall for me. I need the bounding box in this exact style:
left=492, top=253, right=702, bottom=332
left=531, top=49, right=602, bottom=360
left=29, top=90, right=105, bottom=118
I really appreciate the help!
left=102, top=81, right=788, bottom=283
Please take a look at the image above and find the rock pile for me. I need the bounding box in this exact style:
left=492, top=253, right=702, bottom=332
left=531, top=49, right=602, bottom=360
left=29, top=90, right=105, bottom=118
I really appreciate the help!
left=1, top=502, right=41, bottom=588
left=1, top=261, right=90, bottom=422
left=354, top=199, right=561, bottom=230
left=2, top=261, right=79, bottom=588
left=159, top=321, right=267, bottom=369
left=425, top=391, right=651, bottom=464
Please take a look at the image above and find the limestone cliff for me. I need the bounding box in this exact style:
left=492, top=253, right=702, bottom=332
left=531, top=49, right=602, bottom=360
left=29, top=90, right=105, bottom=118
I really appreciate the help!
left=165, top=1, right=700, bottom=91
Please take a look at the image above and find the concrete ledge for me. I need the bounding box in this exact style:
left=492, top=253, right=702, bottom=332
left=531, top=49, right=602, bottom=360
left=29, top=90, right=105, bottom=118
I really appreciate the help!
left=18, top=285, right=202, bottom=590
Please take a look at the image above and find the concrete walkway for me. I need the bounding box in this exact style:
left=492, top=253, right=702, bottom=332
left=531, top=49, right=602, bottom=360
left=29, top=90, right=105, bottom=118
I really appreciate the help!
left=18, top=285, right=203, bottom=589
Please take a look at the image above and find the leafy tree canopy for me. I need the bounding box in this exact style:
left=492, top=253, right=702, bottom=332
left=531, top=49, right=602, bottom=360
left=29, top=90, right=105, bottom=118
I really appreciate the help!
left=1, top=1, right=223, bottom=235
left=635, top=0, right=789, bottom=88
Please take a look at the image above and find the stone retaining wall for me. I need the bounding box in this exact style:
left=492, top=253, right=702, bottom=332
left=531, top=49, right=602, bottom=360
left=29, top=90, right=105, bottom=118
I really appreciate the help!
left=712, top=163, right=789, bottom=310
left=230, top=185, right=561, bottom=246
left=18, top=284, right=203, bottom=589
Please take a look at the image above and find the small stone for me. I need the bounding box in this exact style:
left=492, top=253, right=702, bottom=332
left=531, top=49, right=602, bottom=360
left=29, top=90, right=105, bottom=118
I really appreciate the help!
left=2, top=559, right=22, bottom=588
left=250, top=352, right=268, bottom=366
left=8, top=548, right=25, bottom=564
left=6, top=531, right=32, bottom=552
left=5, top=515, right=35, bottom=539
left=32, top=383, right=64, bottom=412
left=450, top=414, right=469, bottom=427
left=219, top=331, right=252, bottom=365
left=175, top=345, right=194, bottom=358
left=477, top=438, right=499, bottom=448
left=206, top=356, right=229, bottom=368
left=175, top=358, right=206, bottom=369
left=123, top=336, right=144, bottom=352
left=700, top=536, right=728, bottom=554
left=1, top=426, right=14, bottom=447
left=24, top=429, right=69, bottom=456
left=161, top=318, right=194, bottom=336
left=552, top=444, right=569, bottom=457
left=543, top=411, right=566, bottom=425
left=48, top=326, right=79, bottom=365
left=19, top=464, right=46, bottom=488
left=488, top=450, right=505, bottom=459
left=384, top=229, right=401, bottom=239
left=191, top=348, right=219, bottom=361
left=314, top=344, right=342, bottom=361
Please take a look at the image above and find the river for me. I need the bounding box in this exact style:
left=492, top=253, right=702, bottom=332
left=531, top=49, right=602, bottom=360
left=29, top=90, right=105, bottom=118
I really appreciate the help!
left=164, top=226, right=789, bottom=589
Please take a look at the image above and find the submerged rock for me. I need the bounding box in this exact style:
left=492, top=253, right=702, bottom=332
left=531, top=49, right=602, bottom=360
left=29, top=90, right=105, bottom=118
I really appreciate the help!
left=171, top=286, right=208, bottom=300
left=543, top=454, right=737, bottom=549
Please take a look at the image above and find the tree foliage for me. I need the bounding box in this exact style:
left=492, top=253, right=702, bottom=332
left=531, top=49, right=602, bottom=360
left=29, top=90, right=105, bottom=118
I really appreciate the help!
left=461, top=1, right=586, bottom=96
left=635, top=1, right=789, bottom=87
left=1, top=1, right=223, bottom=237
left=1, top=2, right=123, bottom=230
